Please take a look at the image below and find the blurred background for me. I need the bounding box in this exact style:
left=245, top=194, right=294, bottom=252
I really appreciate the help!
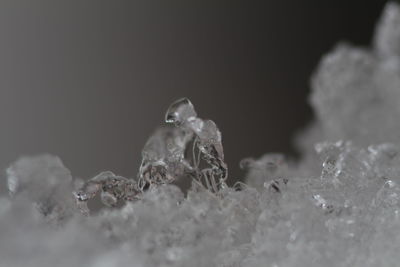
left=0, top=0, right=389, bottom=184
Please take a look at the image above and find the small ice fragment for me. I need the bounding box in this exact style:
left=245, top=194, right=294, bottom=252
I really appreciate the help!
left=312, top=194, right=334, bottom=214
left=165, top=97, right=197, bottom=125
left=315, top=141, right=347, bottom=179
left=101, top=191, right=118, bottom=207
left=187, top=118, right=228, bottom=179
left=264, top=178, right=288, bottom=194
left=73, top=171, right=141, bottom=214
left=139, top=126, right=193, bottom=187
left=163, top=98, right=228, bottom=192
left=241, top=153, right=288, bottom=190
left=188, top=119, right=224, bottom=160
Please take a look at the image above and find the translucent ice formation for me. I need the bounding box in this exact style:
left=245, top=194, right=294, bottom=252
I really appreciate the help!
left=138, top=126, right=193, bottom=187
left=165, top=97, right=228, bottom=192
left=2, top=3, right=400, bottom=267
left=73, top=171, right=141, bottom=215
left=138, top=97, right=228, bottom=193
left=240, top=153, right=289, bottom=190
left=165, top=97, right=197, bottom=125
left=77, top=97, right=227, bottom=214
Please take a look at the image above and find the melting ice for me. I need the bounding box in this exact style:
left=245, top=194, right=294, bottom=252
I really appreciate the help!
left=2, top=3, right=400, bottom=267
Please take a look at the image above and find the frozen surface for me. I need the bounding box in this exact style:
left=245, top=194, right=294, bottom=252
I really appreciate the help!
left=2, top=3, right=400, bottom=267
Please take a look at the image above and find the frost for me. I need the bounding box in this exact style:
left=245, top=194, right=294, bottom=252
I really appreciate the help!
left=2, top=2, right=400, bottom=267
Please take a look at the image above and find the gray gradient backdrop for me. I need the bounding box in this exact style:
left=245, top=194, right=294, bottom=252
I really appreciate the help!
left=0, top=0, right=387, bottom=184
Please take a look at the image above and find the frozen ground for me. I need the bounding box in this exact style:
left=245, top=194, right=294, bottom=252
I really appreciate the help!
left=2, top=3, right=400, bottom=267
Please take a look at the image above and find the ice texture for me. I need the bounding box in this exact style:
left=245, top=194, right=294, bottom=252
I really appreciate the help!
left=164, top=97, right=228, bottom=192
left=139, top=126, right=193, bottom=187
left=240, top=153, right=289, bottom=190
left=165, top=97, right=198, bottom=125
left=76, top=96, right=228, bottom=213
left=73, top=171, right=141, bottom=215
left=138, top=97, right=228, bottom=193
left=2, top=3, right=400, bottom=267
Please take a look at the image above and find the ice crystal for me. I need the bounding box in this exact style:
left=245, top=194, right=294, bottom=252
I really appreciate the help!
left=240, top=153, right=289, bottom=190
left=165, top=97, right=228, bottom=192
left=76, top=97, right=228, bottom=213
left=2, top=3, right=400, bottom=267
left=165, top=97, right=198, bottom=125
left=138, top=97, right=228, bottom=193
left=73, top=171, right=141, bottom=215
left=139, top=126, right=193, bottom=187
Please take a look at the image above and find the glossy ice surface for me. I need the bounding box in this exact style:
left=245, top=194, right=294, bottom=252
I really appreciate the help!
left=2, top=3, right=400, bottom=267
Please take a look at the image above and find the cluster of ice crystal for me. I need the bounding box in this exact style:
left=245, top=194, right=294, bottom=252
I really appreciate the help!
left=139, top=97, right=228, bottom=192
left=2, top=3, right=400, bottom=267
left=162, top=97, right=228, bottom=192
left=73, top=171, right=141, bottom=215
left=73, top=97, right=228, bottom=214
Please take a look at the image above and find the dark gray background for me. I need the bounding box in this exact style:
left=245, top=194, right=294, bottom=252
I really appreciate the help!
left=0, top=0, right=388, bottom=183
